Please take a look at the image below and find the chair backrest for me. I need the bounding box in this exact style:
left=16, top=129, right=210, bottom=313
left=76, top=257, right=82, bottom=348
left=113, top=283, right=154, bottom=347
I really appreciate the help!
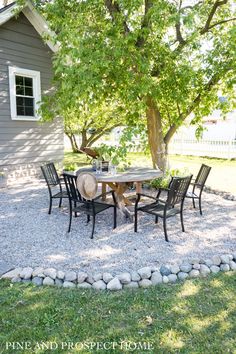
left=41, top=163, right=60, bottom=186
left=63, top=173, right=83, bottom=203
left=167, top=175, right=192, bottom=206
left=195, top=164, right=211, bottom=187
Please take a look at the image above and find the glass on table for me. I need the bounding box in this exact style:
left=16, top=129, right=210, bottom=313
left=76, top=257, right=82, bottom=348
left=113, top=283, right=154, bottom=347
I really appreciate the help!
left=108, top=163, right=117, bottom=176
left=95, top=160, right=103, bottom=174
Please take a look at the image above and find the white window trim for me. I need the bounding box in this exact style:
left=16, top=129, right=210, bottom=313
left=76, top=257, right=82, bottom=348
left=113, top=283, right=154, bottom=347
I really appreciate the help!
left=9, top=66, right=41, bottom=121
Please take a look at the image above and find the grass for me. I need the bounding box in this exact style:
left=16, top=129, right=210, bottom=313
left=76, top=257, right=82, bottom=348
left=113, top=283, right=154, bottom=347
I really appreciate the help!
left=0, top=273, right=235, bottom=353
left=64, top=151, right=236, bottom=193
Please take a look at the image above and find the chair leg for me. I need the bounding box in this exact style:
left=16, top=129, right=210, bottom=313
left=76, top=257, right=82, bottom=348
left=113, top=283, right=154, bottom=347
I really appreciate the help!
left=163, top=217, right=169, bottom=242
left=59, top=197, right=62, bottom=208
left=180, top=207, right=185, bottom=232
left=199, top=193, right=203, bottom=215
left=113, top=207, right=117, bottom=229
left=91, top=215, right=96, bottom=239
left=48, top=196, right=52, bottom=214
left=87, top=214, right=90, bottom=223
left=74, top=202, right=78, bottom=217
left=134, top=209, right=138, bottom=232
left=68, top=202, right=72, bottom=233
left=192, top=197, right=196, bottom=208
left=155, top=215, right=158, bottom=224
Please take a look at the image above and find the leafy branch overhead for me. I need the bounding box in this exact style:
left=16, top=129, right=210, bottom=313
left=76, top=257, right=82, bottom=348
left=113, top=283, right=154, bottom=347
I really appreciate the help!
left=32, top=0, right=235, bottom=169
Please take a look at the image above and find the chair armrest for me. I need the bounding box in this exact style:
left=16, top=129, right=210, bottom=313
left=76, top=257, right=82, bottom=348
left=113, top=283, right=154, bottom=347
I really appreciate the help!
left=137, top=193, right=158, bottom=201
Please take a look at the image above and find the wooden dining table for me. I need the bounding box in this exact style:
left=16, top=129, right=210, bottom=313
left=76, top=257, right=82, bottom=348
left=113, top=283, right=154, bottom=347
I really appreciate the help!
left=64, top=167, right=163, bottom=218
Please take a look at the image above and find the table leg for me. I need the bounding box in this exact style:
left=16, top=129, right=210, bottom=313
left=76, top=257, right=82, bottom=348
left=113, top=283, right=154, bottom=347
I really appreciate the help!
left=102, top=183, right=106, bottom=201
left=135, top=182, right=142, bottom=194
left=105, top=182, right=134, bottom=219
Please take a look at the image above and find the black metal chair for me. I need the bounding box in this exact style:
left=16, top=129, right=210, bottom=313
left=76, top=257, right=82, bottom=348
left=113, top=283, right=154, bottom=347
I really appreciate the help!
left=63, top=173, right=117, bottom=239
left=134, top=175, right=192, bottom=242
left=41, top=163, right=68, bottom=214
left=186, top=164, right=211, bottom=215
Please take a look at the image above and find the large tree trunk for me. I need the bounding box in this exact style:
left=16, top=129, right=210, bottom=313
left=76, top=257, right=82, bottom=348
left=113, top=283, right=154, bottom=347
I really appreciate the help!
left=66, top=133, right=80, bottom=153
left=79, top=130, right=88, bottom=150
left=146, top=97, right=168, bottom=171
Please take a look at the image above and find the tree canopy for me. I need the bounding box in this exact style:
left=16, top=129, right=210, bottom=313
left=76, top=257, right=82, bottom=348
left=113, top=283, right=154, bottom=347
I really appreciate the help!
left=29, top=0, right=236, bottom=169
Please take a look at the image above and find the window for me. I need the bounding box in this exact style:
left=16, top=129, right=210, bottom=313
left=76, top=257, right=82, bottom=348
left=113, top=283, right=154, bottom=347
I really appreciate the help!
left=9, top=67, right=41, bottom=121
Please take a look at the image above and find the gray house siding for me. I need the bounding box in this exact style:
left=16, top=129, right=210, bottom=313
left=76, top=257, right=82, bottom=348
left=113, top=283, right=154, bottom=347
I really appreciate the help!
left=0, top=13, right=64, bottom=171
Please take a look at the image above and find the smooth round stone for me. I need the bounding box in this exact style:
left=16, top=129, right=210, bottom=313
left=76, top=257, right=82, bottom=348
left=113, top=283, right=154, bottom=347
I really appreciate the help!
left=57, top=271, right=65, bottom=280
left=77, top=272, right=87, bottom=284
left=193, top=264, right=200, bottom=270
left=210, top=265, right=220, bottom=274
left=189, top=270, right=200, bottom=278
left=204, top=259, right=213, bottom=267
left=179, top=263, right=192, bottom=273
left=2, top=268, right=22, bottom=279
left=65, top=271, right=77, bottom=282
left=20, top=267, right=33, bottom=280
left=189, top=258, right=200, bottom=265
left=229, top=261, right=236, bottom=271
left=162, top=276, right=169, bottom=284
left=103, top=273, right=113, bottom=283
left=12, top=277, right=22, bottom=283
left=92, top=280, right=107, bottom=290
left=151, top=271, right=163, bottom=285
left=43, top=277, right=55, bottom=286
left=220, top=255, right=231, bottom=264
left=139, top=279, right=152, bottom=288
left=77, top=282, right=92, bottom=289
left=211, top=255, right=221, bottom=266
left=131, top=271, right=141, bottom=282
left=63, top=281, right=76, bottom=288
left=160, top=265, right=171, bottom=276
left=200, top=265, right=211, bottom=277
left=124, top=282, right=139, bottom=289
left=220, top=264, right=230, bottom=272
left=55, top=278, right=63, bottom=287
left=178, top=272, right=189, bottom=281
left=117, top=272, right=131, bottom=284
left=107, top=278, right=122, bottom=291
left=44, top=268, right=57, bottom=280
left=32, top=267, right=45, bottom=278
left=170, top=265, right=180, bottom=274
left=86, top=275, right=94, bottom=285
left=168, top=274, right=177, bottom=283
left=138, top=267, right=152, bottom=279
left=93, top=273, right=103, bottom=282
left=32, top=277, right=43, bottom=286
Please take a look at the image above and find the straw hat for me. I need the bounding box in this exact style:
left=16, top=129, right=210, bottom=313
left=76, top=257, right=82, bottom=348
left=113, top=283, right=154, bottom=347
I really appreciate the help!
left=76, top=172, right=98, bottom=200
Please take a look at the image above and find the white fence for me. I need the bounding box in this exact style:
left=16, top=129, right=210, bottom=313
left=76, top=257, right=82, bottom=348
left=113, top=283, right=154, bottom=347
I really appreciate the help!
left=65, top=135, right=236, bottom=159
left=168, top=139, right=236, bottom=159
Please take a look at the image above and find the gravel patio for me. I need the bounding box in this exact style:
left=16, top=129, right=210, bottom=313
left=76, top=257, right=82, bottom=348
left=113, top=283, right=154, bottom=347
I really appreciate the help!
left=0, top=180, right=235, bottom=274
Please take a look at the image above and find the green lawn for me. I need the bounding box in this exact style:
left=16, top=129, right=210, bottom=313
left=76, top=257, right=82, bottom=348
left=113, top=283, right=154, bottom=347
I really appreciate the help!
left=64, top=151, right=236, bottom=194
left=0, top=273, right=235, bottom=353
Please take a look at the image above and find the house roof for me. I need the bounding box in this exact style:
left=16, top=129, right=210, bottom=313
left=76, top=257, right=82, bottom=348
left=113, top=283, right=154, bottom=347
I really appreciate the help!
left=0, top=0, right=58, bottom=52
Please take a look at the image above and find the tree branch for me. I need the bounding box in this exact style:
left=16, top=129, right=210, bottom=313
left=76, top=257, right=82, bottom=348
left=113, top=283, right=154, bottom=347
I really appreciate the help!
left=200, top=0, right=228, bottom=34
left=208, top=17, right=236, bottom=30
left=104, top=0, right=130, bottom=34
left=164, top=73, right=221, bottom=144
left=136, top=0, right=153, bottom=47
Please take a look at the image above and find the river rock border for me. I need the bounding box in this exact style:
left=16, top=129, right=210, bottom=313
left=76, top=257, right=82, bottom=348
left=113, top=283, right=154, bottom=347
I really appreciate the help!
left=1, top=253, right=236, bottom=291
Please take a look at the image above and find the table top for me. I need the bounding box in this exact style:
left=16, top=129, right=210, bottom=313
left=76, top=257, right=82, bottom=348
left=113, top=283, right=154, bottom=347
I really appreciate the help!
left=64, top=167, right=163, bottom=183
